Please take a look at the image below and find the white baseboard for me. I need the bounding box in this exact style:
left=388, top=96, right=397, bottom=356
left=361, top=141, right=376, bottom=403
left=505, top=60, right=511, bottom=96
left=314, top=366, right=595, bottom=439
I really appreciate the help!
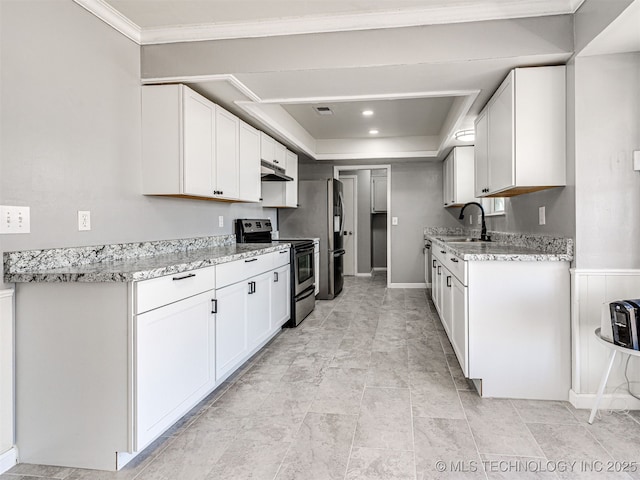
left=425, top=282, right=432, bottom=288
left=388, top=282, right=427, bottom=289
left=355, top=272, right=372, bottom=277
left=372, top=267, right=387, bottom=272
left=569, top=389, right=640, bottom=411
left=0, top=447, right=17, bottom=474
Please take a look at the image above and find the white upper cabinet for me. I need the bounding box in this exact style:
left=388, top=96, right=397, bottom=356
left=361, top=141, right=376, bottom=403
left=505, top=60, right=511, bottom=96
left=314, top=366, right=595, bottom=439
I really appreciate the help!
left=142, top=84, right=258, bottom=202
left=238, top=122, right=261, bottom=203
left=371, top=176, right=387, bottom=213
left=261, top=150, right=298, bottom=208
left=474, top=66, right=566, bottom=197
left=213, top=106, right=240, bottom=200
left=443, top=146, right=475, bottom=207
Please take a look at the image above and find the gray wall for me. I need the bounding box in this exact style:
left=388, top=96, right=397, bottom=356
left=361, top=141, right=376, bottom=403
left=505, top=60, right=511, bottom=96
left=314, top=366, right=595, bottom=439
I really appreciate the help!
left=298, top=160, right=459, bottom=284
left=0, top=2, right=277, bottom=288
left=574, top=52, right=640, bottom=269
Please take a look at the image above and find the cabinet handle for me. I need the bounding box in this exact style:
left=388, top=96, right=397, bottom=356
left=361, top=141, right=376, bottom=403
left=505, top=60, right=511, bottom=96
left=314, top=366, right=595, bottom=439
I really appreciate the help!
left=211, top=299, right=217, bottom=314
left=279, top=250, right=288, bottom=254
left=274, top=271, right=279, bottom=282
left=450, top=258, right=459, bottom=263
left=245, top=258, right=258, bottom=263
left=440, top=250, right=446, bottom=254
left=172, top=273, right=196, bottom=281
left=425, top=244, right=431, bottom=250
left=248, top=281, right=253, bottom=294
left=432, top=260, right=436, bottom=268
left=446, top=276, right=451, bottom=287
left=437, top=266, right=442, bottom=275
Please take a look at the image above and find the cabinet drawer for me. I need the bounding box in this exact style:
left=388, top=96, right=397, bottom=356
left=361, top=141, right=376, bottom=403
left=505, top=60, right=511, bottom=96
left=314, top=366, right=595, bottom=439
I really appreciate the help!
left=445, top=254, right=467, bottom=285
left=217, top=253, right=268, bottom=288
left=272, top=248, right=291, bottom=269
left=135, top=266, right=215, bottom=314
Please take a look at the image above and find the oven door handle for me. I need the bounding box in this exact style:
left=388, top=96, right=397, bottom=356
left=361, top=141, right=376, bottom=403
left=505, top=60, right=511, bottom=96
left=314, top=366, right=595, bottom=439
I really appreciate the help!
left=295, top=246, right=315, bottom=255
left=297, top=286, right=316, bottom=301
left=333, top=249, right=346, bottom=257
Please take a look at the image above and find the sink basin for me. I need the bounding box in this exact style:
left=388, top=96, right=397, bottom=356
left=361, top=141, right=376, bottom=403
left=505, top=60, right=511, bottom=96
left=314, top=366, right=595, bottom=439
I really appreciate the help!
left=438, top=237, right=489, bottom=243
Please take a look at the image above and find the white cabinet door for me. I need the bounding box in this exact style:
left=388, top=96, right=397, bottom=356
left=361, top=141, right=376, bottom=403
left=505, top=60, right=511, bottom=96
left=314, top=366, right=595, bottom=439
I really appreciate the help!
left=474, top=109, right=489, bottom=197
left=488, top=75, right=515, bottom=193
left=246, top=272, right=272, bottom=350
left=135, top=290, right=215, bottom=450
left=215, top=281, right=248, bottom=381
left=214, top=106, right=240, bottom=200
left=443, top=153, right=453, bottom=206
left=183, top=89, right=215, bottom=197
left=271, top=265, right=291, bottom=330
left=314, top=250, right=320, bottom=296
left=239, top=122, right=261, bottom=202
left=274, top=142, right=286, bottom=169
left=430, top=256, right=438, bottom=306
left=260, top=132, right=276, bottom=162
left=285, top=151, right=298, bottom=208
left=451, top=275, right=469, bottom=377
left=441, top=268, right=453, bottom=337
left=371, top=176, right=387, bottom=212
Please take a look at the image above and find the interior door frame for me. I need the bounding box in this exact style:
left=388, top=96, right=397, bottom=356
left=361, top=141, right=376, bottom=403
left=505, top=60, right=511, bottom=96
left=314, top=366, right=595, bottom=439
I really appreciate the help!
left=333, top=164, right=391, bottom=288
left=338, top=174, right=358, bottom=276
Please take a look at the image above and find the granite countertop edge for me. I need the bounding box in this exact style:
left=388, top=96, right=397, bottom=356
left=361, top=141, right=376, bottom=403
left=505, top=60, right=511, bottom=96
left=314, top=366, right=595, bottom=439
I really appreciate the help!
left=426, top=235, right=573, bottom=262
left=4, top=243, right=290, bottom=283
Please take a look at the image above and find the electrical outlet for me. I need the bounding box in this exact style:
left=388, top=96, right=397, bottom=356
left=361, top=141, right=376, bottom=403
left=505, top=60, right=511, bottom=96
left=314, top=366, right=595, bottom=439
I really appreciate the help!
left=392, top=217, right=398, bottom=226
left=218, top=216, right=224, bottom=228
left=78, top=211, right=91, bottom=231
left=0, top=205, right=31, bottom=234
left=539, top=206, right=546, bottom=225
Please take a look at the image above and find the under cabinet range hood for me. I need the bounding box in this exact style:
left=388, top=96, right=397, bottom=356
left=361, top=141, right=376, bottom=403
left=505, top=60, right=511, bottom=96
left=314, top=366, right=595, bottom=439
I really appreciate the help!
left=261, top=160, right=293, bottom=182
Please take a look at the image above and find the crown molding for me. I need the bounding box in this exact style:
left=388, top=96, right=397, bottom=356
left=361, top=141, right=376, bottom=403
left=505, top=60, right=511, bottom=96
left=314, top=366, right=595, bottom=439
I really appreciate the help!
left=142, top=74, right=263, bottom=103
left=73, top=0, right=142, bottom=44
left=78, top=0, right=582, bottom=45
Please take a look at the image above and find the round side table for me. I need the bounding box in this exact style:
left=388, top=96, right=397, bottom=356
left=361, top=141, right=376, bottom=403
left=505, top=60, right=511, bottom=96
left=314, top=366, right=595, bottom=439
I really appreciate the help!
left=589, top=327, right=640, bottom=424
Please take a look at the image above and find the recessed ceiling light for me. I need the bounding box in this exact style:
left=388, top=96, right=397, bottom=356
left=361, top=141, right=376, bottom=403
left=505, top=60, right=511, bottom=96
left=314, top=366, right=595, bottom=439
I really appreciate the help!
left=454, top=129, right=475, bottom=142
left=362, top=110, right=374, bottom=117
left=369, top=129, right=379, bottom=135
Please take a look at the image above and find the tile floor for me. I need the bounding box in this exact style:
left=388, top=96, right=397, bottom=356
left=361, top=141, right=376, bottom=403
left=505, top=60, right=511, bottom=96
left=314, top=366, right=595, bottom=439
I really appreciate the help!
left=4, top=273, right=640, bottom=480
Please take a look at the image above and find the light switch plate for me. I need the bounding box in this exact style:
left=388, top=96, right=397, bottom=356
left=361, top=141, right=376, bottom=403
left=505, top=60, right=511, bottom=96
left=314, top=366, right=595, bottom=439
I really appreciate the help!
left=538, top=206, right=546, bottom=225
left=392, top=217, right=398, bottom=226
left=634, top=151, right=640, bottom=171
left=218, top=216, right=224, bottom=228
left=0, top=205, right=30, bottom=234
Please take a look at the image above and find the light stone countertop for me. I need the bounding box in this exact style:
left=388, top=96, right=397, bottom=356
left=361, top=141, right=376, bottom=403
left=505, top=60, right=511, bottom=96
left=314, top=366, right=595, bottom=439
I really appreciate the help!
left=4, top=243, right=289, bottom=283
left=425, top=230, right=573, bottom=262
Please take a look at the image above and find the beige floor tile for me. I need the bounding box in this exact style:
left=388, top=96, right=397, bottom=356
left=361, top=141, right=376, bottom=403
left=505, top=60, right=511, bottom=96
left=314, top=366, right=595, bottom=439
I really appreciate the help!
left=346, top=448, right=416, bottom=480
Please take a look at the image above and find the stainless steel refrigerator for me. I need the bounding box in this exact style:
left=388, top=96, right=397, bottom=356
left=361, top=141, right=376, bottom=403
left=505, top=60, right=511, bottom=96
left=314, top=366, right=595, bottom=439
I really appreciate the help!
left=279, top=178, right=345, bottom=300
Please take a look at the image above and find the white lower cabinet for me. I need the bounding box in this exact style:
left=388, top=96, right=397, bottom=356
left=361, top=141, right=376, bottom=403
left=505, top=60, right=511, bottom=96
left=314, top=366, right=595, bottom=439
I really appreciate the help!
left=13, top=250, right=291, bottom=472
left=215, top=280, right=249, bottom=381
left=135, top=290, right=216, bottom=450
left=246, top=272, right=273, bottom=355
left=431, top=242, right=569, bottom=400
left=271, top=265, right=291, bottom=329
left=215, top=250, right=291, bottom=382
left=450, top=275, right=468, bottom=377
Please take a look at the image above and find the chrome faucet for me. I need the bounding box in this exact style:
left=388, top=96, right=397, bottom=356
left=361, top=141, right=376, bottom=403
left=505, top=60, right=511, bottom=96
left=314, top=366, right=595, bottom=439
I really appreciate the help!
left=459, top=202, right=491, bottom=241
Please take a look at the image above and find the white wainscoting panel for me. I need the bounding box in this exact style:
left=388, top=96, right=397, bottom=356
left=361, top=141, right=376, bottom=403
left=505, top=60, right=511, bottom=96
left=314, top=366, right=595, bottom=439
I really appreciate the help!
left=571, top=269, right=640, bottom=409
left=0, top=289, right=16, bottom=473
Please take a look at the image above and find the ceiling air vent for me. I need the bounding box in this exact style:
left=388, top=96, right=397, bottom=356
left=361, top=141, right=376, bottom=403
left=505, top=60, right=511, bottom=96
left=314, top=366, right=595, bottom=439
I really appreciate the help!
left=314, top=106, right=333, bottom=115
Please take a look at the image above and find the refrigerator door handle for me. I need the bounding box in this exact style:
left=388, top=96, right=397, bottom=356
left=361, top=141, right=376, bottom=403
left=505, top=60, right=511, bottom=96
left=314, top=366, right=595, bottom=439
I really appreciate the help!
left=333, top=249, right=346, bottom=257
left=338, top=190, right=346, bottom=234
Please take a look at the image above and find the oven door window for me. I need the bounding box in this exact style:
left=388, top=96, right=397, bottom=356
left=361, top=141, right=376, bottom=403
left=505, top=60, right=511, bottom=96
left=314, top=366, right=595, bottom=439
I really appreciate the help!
left=297, top=252, right=314, bottom=285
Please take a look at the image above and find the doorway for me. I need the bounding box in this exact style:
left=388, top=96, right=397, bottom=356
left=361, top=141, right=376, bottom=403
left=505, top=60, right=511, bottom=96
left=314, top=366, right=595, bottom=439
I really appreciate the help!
left=335, top=165, right=391, bottom=287
left=339, top=175, right=357, bottom=276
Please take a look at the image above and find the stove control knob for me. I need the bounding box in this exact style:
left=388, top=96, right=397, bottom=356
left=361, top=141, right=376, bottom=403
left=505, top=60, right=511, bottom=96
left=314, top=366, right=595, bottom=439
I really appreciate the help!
left=266, top=221, right=271, bottom=227
left=244, top=222, right=251, bottom=228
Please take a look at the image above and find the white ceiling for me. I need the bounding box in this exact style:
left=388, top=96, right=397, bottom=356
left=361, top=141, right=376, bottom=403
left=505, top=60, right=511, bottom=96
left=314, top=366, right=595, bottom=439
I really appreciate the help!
left=75, top=0, right=634, bottom=162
